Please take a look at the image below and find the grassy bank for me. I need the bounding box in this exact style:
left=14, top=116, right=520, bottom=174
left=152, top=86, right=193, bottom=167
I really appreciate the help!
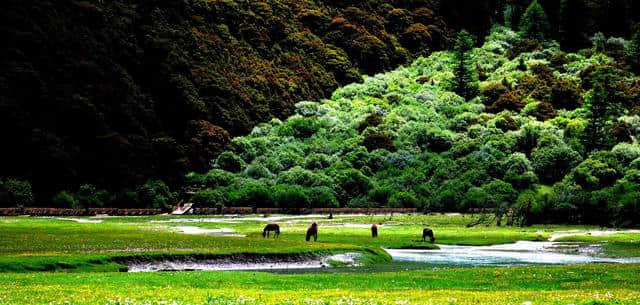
left=1, top=263, right=639, bottom=304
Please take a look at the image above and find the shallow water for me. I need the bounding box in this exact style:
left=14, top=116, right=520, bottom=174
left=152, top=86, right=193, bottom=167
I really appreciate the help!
left=385, top=241, right=640, bottom=267
left=52, top=217, right=103, bottom=223
left=126, top=253, right=362, bottom=272
left=150, top=214, right=336, bottom=224
left=172, top=225, right=246, bottom=237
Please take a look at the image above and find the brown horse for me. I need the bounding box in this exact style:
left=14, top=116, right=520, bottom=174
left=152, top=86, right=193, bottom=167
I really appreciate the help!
left=306, top=222, right=318, bottom=241
left=422, top=228, right=435, bottom=243
left=263, top=224, right=280, bottom=238
left=371, top=224, right=378, bottom=238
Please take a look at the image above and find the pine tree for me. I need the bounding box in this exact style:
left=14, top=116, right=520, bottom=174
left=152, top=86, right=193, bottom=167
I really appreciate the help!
left=582, top=66, right=625, bottom=151
left=519, top=0, right=551, bottom=41
left=627, top=28, right=640, bottom=71
left=591, top=32, right=606, bottom=53
left=452, top=30, right=478, bottom=101
left=504, top=4, right=515, bottom=29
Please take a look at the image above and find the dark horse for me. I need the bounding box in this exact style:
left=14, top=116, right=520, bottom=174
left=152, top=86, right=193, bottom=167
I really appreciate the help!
left=371, top=224, right=378, bottom=238
left=306, top=222, right=318, bottom=241
left=263, top=224, right=280, bottom=238
left=422, top=228, right=435, bottom=243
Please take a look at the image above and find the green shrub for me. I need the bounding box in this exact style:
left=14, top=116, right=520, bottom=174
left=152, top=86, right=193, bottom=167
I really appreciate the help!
left=274, top=184, right=310, bottom=209
left=213, top=152, right=246, bottom=173
left=192, top=189, right=228, bottom=209
left=202, top=169, right=236, bottom=187
left=230, top=183, right=273, bottom=208
left=336, top=169, right=373, bottom=201
left=137, top=180, right=176, bottom=211
left=389, top=191, right=418, bottom=208
left=244, top=163, right=274, bottom=179
left=283, top=117, right=322, bottom=138
left=306, top=186, right=339, bottom=208
left=52, top=191, right=79, bottom=209
left=488, top=92, right=525, bottom=113
left=414, top=126, right=453, bottom=153
left=363, top=132, right=396, bottom=152
left=357, top=113, right=383, bottom=133
left=0, top=179, right=34, bottom=208
left=76, top=184, right=108, bottom=209
left=368, top=186, right=394, bottom=206
left=531, top=145, right=582, bottom=183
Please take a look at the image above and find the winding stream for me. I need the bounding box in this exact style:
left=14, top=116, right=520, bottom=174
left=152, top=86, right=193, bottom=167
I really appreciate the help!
left=386, top=241, right=640, bottom=267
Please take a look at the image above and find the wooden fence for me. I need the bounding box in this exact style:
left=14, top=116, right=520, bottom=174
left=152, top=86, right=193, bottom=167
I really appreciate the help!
left=0, top=207, right=417, bottom=216
left=0, top=208, right=161, bottom=216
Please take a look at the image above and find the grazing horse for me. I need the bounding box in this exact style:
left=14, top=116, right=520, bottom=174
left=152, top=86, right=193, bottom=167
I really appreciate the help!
left=306, top=222, right=318, bottom=241
left=422, top=228, right=435, bottom=243
left=371, top=224, right=378, bottom=238
left=263, top=224, right=280, bottom=238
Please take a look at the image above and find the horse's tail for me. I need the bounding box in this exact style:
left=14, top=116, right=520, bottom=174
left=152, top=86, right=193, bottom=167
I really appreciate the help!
left=275, top=225, right=280, bottom=236
left=262, top=229, right=266, bottom=238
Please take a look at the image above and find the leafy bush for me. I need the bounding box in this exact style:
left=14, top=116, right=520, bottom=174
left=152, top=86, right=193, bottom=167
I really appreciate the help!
left=137, top=180, right=176, bottom=211
left=192, top=189, right=228, bottom=209
left=488, top=92, right=525, bottom=113
left=414, top=126, right=454, bottom=153
left=532, top=145, right=582, bottom=183
left=274, top=184, right=310, bottom=209
left=389, top=191, right=418, bottom=208
left=213, top=152, right=246, bottom=173
left=306, top=187, right=339, bottom=208
left=368, top=186, right=394, bottom=206
left=281, top=117, right=322, bottom=138
left=76, top=184, right=108, bottom=209
left=230, top=183, right=273, bottom=208
left=0, top=179, right=34, bottom=207
left=363, top=133, right=396, bottom=152
left=52, top=191, right=79, bottom=209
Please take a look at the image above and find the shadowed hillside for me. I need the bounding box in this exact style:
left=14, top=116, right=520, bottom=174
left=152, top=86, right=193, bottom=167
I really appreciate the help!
left=0, top=0, right=449, bottom=201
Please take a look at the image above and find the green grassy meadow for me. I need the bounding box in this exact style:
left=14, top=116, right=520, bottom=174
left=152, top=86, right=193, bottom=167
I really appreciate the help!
left=1, top=214, right=639, bottom=304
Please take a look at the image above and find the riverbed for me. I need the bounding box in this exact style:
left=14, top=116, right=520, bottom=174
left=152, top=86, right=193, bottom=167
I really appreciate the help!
left=386, top=241, right=640, bottom=267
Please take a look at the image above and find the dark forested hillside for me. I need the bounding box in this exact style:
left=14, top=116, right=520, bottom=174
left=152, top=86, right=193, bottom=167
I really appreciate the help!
left=0, top=0, right=449, bottom=202
left=1, top=0, right=638, bottom=207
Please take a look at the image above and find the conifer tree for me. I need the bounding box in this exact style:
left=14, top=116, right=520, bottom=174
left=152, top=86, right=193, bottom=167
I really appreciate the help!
left=504, top=3, right=515, bottom=29
left=452, top=30, right=478, bottom=101
left=519, top=0, right=551, bottom=41
left=591, top=32, right=606, bottom=53
left=627, top=28, right=640, bottom=71
left=582, top=66, right=625, bottom=151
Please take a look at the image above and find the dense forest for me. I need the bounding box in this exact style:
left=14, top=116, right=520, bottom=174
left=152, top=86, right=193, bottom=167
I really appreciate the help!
left=1, top=0, right=640, bottom=225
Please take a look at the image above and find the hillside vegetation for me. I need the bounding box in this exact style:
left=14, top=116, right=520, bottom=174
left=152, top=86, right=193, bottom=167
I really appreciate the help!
left=1, top=0, right=448, bottom=201
left=1, top=0, right=640, bottom=212
left=188, top=23, right=640, bottom=226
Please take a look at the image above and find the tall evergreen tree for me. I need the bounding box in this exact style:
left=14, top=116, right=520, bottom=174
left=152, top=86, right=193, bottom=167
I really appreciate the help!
left=452, top=30, right=478, bottom=101
left=582, top=66, right=626, bottom=151
left=519, top=0, right=551, bottom=41
left=504, top=3, right=515, bottom=29
left=627, top=28, right=640, bottom=71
